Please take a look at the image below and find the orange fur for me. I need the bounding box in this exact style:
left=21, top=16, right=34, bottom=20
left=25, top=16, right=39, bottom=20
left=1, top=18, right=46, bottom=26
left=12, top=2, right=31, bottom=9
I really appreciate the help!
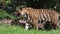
left=16, top=7, right=60, bottom=29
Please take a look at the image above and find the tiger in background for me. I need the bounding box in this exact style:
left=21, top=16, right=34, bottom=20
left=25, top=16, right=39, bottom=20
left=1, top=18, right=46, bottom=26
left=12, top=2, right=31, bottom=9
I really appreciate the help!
left=35, top=9, right=60, bottom=29
left=15, top=7, right=60, bottom=30
left=27, top=8, right=60, bottom=29
left=38, top=9, right=60, bottom=29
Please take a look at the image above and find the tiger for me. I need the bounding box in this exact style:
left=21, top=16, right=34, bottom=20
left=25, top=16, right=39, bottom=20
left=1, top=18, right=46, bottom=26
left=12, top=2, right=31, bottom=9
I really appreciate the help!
left=38, top=9, right=60, bottom=29
left=31, top=9, right=60, bottom=29
left=15, top=7, right=60, bottom=30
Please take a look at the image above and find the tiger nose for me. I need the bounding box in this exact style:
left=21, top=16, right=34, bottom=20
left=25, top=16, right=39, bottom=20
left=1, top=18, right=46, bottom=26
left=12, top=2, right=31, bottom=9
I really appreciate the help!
left=14, top=12, right=21, bottom=17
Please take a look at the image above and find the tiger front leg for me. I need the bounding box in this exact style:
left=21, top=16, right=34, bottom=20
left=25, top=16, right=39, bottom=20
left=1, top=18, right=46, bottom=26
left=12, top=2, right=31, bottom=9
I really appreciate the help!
left=32, top=19, right=38, bottom=30
left=25, top=23, right=30, bottom=30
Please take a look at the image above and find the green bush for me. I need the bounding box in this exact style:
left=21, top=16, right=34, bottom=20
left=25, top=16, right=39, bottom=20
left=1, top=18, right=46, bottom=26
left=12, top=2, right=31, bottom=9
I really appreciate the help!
left=0, top=9, right=15, bottom=19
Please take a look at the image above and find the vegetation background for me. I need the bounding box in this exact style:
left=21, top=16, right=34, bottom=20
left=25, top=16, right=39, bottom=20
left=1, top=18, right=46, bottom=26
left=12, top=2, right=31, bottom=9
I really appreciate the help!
left=0, top=0, right=60, bottom=19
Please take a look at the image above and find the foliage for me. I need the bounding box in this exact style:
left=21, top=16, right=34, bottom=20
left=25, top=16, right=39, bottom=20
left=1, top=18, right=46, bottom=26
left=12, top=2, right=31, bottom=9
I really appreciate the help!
left=0, top=9, right=15, bottom=19
left=0, top=0, right=60, bottom=19
left=0, top=0, right=3, bottom=4
left=0, top=25, right=60, bottom=34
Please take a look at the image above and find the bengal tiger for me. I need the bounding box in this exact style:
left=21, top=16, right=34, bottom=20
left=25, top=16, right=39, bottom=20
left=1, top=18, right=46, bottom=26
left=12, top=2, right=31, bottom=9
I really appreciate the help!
left=15, top=7, right=60, bottom=30
left=31, top=9, right=60, bottom=29
left=38, top=9, right=60, bottom=29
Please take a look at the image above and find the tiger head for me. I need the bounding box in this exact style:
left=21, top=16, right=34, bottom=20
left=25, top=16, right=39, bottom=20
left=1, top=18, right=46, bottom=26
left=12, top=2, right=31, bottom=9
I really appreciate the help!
left=14, top=8, right=26, bottom=16
left=15, top=7, right=33, bottom=16
left=20, top=8, right=27, bottom=16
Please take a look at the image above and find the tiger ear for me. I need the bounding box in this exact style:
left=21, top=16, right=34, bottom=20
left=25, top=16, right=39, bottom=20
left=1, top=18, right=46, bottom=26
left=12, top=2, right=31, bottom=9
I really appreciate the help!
left=20, top=8, right=22, bottom=11
left=18, top=7, right=22, bottom=11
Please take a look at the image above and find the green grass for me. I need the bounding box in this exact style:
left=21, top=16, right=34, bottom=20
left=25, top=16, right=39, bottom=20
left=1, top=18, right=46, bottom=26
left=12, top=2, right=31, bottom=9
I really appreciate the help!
left=0, top=25, right=60, bottom=34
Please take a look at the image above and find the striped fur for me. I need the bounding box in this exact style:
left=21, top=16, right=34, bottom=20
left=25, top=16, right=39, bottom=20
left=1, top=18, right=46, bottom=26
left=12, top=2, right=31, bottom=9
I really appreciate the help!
left=16, top=7, right=60, bottom=30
